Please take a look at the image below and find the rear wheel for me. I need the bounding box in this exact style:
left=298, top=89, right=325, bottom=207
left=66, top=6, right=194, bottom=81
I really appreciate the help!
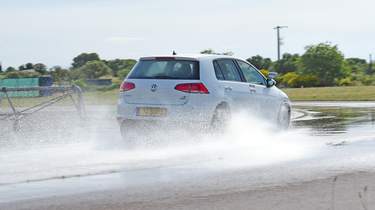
left=277, top=104, right=291, bottom=130
left=211, top=104, right=231, bottom=131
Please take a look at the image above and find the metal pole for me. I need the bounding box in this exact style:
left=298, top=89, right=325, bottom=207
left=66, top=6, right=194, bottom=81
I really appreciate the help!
left=273, top=26, right=288, bottom=61
left=277, top=28, right=280, bottom=61
left=369, top=54, right=373, bottom=75
left=2, top=87, right=20, bottom=131
left=0, top=86, right=86, bottom=132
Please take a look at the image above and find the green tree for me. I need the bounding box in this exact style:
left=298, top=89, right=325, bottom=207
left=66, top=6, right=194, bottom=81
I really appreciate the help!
left=346, top=58, right=367, bottom=66
left=200, top=49, right=216, bottom=54
left=50, top=66, right=71, bottom=84
left=118, top=68, right=133, bottom=79
left=25, top=63, right=33, bottom=70
left=300, top=43, right=344, bottom=86
left=5, top=66, right=16, bottom=72
left=78, top=60, right=111, bottom=79
left=33, top=63, right=47, bottom=75
left=246, top=55, right=272, bottom=70
left=18, top=63, right=34, bottom=71
left=72, top=53, right=100, bottom=68
left=345, top=58, right=367, bottom=74
left=69, top=68, right=82, bottom=80
left=104, top=59, right=136, bottom=77
left=272, top=53, right=300, bottom=74
left=222, top=51, right=234, bottom=56
left=5, top=71, right=40, bottom=78
left=200, top=49, right=234, bottom=56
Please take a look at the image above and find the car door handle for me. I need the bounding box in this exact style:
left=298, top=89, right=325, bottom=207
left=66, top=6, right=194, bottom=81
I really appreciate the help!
left=249, top=84, right=256, bottom=93
left=224, top=86, right=232, bottom=92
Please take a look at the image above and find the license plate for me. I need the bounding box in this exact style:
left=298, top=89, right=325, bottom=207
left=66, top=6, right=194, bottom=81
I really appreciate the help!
left=136, top=107, right=167, bottom=117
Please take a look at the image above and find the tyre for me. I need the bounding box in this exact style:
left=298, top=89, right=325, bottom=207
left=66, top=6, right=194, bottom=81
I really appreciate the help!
left=277, top=104, right=291, bottom=130
left=210, top=104, right=231, bottom=131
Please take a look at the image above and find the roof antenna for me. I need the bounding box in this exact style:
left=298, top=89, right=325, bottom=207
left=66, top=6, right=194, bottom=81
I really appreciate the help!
left=172, top=50, right=177, bottom=55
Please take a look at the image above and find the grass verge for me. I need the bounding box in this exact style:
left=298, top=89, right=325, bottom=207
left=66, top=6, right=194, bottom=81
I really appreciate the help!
left=1, top=86, right=374, bottom=109
left=283, top=86, right=375, bottom=101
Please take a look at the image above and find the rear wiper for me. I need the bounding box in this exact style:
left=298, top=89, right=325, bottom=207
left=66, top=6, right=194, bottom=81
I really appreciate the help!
left=130, top=76, right=181, bottom=79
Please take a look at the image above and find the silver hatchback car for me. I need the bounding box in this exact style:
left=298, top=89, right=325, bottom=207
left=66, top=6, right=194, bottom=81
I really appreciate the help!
left=117, top=54, right=291, bottom=138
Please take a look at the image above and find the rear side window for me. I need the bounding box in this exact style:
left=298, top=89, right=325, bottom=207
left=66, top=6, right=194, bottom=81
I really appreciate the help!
left=213, top=61, right=225, bottom=80
left=128, top=59, right=199, bottom=80
left=214, top=60, right=242, bottom=82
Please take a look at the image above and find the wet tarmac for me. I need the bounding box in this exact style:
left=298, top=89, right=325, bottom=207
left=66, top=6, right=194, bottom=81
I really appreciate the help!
left=0, top=102, right=375, bottom=208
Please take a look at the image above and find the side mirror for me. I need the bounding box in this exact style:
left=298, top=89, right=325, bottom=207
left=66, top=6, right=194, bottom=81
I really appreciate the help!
left=266, top=78, right=277, bottom=88
left=268, top=72, right=278, bottom=79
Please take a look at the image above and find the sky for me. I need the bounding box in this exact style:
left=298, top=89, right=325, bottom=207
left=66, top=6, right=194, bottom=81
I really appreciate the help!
left=0, top=0, right=374, bottom=68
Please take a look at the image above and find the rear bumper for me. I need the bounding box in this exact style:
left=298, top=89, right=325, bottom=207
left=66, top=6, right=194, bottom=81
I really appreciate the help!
left=117, top=101, right=216, bottom=128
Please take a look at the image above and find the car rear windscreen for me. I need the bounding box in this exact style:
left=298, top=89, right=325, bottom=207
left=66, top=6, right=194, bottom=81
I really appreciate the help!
left=128, top=59, right=199, bottom=80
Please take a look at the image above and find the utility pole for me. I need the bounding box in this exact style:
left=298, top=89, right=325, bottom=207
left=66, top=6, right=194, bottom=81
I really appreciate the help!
left=273, top=26, right=288, bottom=61
left=368, top=54, right=373, bottom=75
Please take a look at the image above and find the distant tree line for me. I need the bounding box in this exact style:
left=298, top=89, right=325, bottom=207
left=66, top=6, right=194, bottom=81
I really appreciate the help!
left=0, top=53, right=137, bottom=88
left=244, top=43, right=375, bottom=87
left=1, top=42, right=374, bottom=88
left=201, top=44, right=375, bottom=87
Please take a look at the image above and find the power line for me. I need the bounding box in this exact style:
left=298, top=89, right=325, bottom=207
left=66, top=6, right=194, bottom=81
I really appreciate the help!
left=273, top=26, right=288, bottom=61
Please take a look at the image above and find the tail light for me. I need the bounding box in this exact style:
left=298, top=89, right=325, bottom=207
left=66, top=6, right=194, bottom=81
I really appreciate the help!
left=120, top=82, right=135, bottom=92
left=175, top=83, right=209, bottom=94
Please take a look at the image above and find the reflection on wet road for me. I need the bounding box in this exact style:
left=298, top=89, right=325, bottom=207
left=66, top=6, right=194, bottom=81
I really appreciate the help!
left=293, top=102, right=375, bottom=141
left=0, top=102, right=375, bottom=204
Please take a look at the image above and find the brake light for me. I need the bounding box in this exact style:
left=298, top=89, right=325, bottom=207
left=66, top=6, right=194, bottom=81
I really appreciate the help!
left=175, top=83, right=209, bottom=94
left=120, top=82, right=135, bottom=92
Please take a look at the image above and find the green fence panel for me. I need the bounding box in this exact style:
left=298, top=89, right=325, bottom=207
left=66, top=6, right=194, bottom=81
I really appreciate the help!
left=0, top=78, right=40, bottom=97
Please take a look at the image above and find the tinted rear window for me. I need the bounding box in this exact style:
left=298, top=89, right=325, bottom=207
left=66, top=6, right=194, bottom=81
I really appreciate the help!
left=128, top=60, right=199, bottom=80
left=214, top=59, right=242, bottom=82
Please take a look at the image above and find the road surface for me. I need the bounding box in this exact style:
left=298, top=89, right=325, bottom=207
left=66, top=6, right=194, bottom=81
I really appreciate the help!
left=1, top=102, right=375, bottom=209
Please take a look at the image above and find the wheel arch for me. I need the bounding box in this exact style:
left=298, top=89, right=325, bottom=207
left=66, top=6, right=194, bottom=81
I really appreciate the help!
left=211, top=100, right=230, bottom=118
left=214, top=101, right=231, bottom=113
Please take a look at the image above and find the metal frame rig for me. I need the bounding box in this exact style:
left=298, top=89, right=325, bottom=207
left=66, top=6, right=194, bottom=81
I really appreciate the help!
left=0, top=85, right=85, bottom=131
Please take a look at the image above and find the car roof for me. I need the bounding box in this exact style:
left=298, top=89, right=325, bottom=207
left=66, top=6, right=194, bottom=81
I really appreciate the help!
left=140, top=54, right=245, bottom=61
